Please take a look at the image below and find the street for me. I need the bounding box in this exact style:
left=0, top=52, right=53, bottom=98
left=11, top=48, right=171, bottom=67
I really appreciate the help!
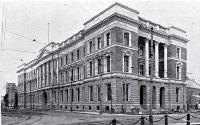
left=2, top=109, right=200, bottom=125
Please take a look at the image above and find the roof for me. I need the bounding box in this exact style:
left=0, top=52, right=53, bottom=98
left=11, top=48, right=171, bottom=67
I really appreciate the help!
left=84, top=2, right=140, bottom=25
left=186, top=78, right=200, bottom=89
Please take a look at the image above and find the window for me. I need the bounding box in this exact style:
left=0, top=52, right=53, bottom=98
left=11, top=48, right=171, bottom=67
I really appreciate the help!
left=107, top=83, right=112, bottom=101
left=97, top=85, right=101, bottom=101
left=77, top=88, right=80, bottom=102
left=83, top=46, right=86, bottom=56
left=77, top=49, right=80, bottom=60
left=60, top=72, right=63, bottom=83
left=71, top=69, right=74, bottom=81
left=60, top=57, right=63, bottom=66
left=89, top=106, right=91, bottom=110
left=60, top=90, right=63, bottom=102
left=71, top=89, right=74, bottom=102
left=139, top=46, right=144, bottom=56
left=65, top=55, right=68, bottom=65
left=123, top=83, right=129, bottom=101
left=176, top=48, right=181, bottom=59
left=139, top=64, right=144, bottom=76
left=89, top=86, right=93, bottom=101
left=106, top=32, right=111, bottom=46
left=124, top=32, right=130, bottom=46
left=176, top=88, right=179, bottom=102
left=77, top=67, right=80, bottom=80
left=89, top=41, right=92, bottom=53
left=71, top=53, right=74, bottom=62
left=89, top=61, right=93, bottom=76
left=97, top=59, right=101, bottom=74
left=82, top=87, right=85, bottom=101
left=65, top=71, right=68, bottom=82
left=97, top=37, right=101, bottom=49
left=54, top=91, right=56, bottom=102
left=66, top=90, right=68, bottom=102
left=107, top=56, right=111, bottom=72
left=176, top=64, right=181, bottom=79
left=124, top=55, right=129, bottom=72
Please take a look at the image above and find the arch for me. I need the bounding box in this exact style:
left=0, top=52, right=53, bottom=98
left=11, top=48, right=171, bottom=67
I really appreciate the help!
left=160, top=87, right=165, bottom=109
left=140, top=85, right=147, bottom=109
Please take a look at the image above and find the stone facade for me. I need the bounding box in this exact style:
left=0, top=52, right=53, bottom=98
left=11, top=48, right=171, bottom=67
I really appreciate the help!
left=17, top=2, right=188, bottom=113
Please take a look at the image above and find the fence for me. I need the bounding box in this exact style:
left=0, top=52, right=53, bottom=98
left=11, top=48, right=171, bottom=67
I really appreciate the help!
left=108, top=114, right=200, bottom=125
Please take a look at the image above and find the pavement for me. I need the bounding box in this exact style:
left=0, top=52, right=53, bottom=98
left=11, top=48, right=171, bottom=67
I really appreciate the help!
left=2, top=109, right=200, bottom=125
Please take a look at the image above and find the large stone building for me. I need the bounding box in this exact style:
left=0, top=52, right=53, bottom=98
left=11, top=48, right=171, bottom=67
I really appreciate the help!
left=17, top=3, right=188, bottom=113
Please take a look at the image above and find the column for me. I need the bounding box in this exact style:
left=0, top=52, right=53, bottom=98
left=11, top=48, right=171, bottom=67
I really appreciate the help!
left=145, top=38, right=149, bottom=76
left=155, top=42, right=159, bottom=78
left=164, top=44, right=168, bottom=78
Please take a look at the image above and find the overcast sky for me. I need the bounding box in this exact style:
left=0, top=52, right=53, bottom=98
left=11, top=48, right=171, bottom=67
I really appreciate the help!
left=0, top=0, right=200, bottom=96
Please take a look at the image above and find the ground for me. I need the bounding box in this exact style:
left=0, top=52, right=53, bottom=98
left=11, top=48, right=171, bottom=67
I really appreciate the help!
left=2, top=109, right=200, bottom=125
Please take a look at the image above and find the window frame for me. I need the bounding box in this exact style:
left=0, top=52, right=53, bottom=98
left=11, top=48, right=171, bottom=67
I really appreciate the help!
left=123, top=30, right=131, bottom=47
left=104, top=31, right=111, bottom=47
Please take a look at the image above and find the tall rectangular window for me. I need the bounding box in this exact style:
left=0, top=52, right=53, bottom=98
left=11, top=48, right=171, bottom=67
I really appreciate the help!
left=124, top=55, right=129, bottom=72
left=60, top=90, right=63, bottom=102
left=54, top=91, right=56, bottom=102
left=98, top=59, right=101, bottom=74
left=97, top=37, right=101, bottom=49
left=60, top=57, right=63, bottom=66
left=71, top=52, right=74, bottom=62
left=77, top=67, right=80, bottom=80
left=106, top=32, right=110, bottom=46
left=83, top=46, right=85, bottom=56
left=176, top=65, right=181, bottom=79
left=82, top=87, right=85, bottom=102
left=107, top=56, right=111, bottom=72
left=77, top=49, right=80, bottom=60
left=124, top=32, right=130, bottom=46
left=89, top=86, right=93, bottom=101
left=123, top=83, right=129, bottom=101
left=89, top=61, right=93, bottom=76
left=60, top=72, right=63, bottom=83
left=66, top=90, right=68, bottom=102
left=65, top=71, right=68, bottom=82
left=176, top=88, right=179, bottom=102
left=107, top=83, right=112, bottom=101
left=65, top=55, right=68, bottom=65
left=77, top=88, right=80, bottom=102
left=139, top=64, right=144, bottom=76
left=97, top=85, right=101, bottom=101
left=89, top=41, right=92, bottom=53
left=71, top=89, right=74, bottom=102
left=177, top=48, right=180, bottom=59
left=71, top=69, right=74, bottom=81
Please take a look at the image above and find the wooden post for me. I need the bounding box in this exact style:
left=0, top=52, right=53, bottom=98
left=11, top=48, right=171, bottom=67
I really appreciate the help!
left=165, top=115, right=168, bottom=125
left=187, top=114, right=190, bottom=125
left=141, top=116, right=145, bottom=125
left=111, top=118, right=116, bottom=125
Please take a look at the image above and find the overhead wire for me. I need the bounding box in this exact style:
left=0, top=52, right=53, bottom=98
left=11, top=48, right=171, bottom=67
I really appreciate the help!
left=4, top=49, right=38, bottom=54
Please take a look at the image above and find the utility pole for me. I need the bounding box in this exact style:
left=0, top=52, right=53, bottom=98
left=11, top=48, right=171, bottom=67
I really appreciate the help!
left=51, top=43, right=54, bottom=109
left=48, top=23, right=49, bottom=44
left=57, top=50, right=60, bottom=109
left=149, top=27, right=154, bottom=125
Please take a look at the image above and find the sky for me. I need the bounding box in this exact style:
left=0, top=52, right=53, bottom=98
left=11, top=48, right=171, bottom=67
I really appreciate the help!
left=0, top=0, right=200, bottom=96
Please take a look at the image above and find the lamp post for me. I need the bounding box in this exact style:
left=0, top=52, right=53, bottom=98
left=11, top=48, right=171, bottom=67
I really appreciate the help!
left=149, top=27, right=154, bottom=125
left=70, top=66, right=73, bottom=112
left=99, top=54, right=103, bottom=114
